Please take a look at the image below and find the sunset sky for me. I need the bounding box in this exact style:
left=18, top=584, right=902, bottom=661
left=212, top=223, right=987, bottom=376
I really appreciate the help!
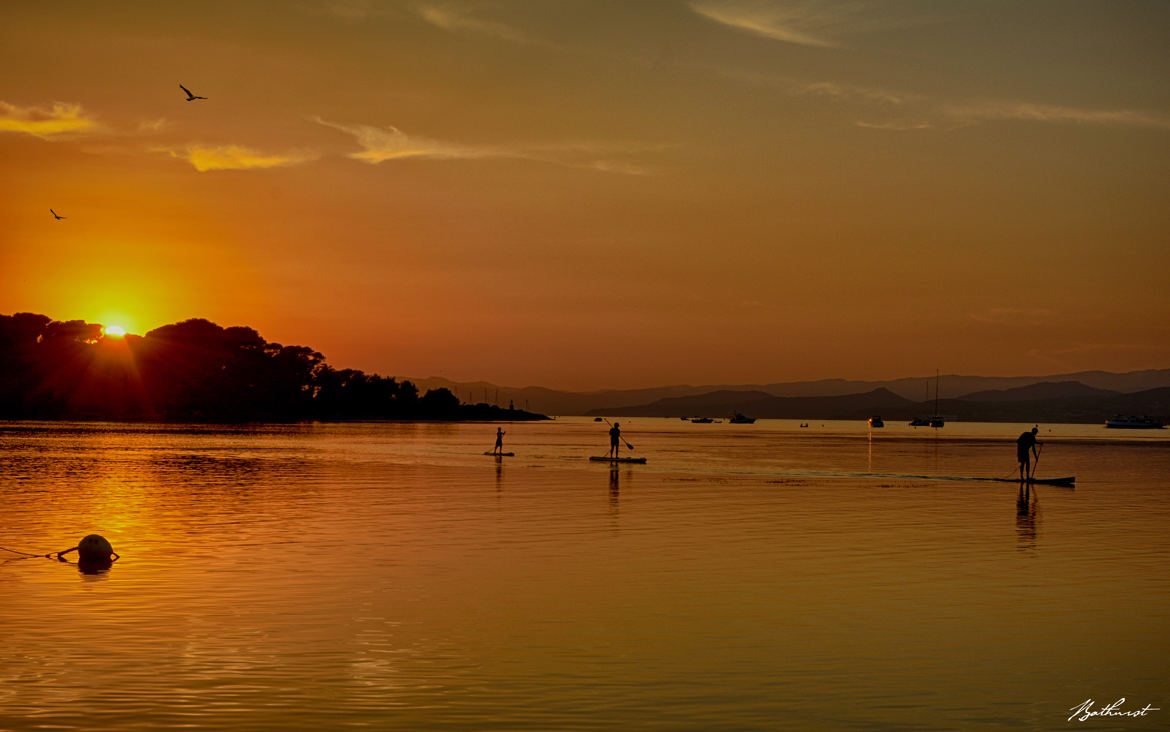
left=2, top=1, right=1168, bottom=390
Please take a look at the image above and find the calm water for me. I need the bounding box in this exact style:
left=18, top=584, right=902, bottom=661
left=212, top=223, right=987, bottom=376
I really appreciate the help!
left=1, top=418, right=1167, bottom=730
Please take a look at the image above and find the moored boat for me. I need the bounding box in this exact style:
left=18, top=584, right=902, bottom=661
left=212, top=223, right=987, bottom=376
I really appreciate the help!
left=729, top=413, right=756, bottom=424
left=1105, top=415, right=1164, bottom=429
left=909, top=416, right=945, bottom=427
left=910, top=371, right=944, bottom=427
left=868, top=415, right=884, bottom=428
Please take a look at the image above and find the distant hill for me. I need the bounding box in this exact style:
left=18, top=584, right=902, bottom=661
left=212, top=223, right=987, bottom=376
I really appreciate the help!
left=406, top=369, right=1170, bottom=416
left=589, top=388, right=915, bottom=420
left=603, top=381, right=1170, bottom=420
left=588, top=385, right=1170, bottom=424
left=752, top=370, right=1170, bottom=401
left=928, top=386, right=1170, bottom=424
left=403, top=377, right=717, bottom=415
left=624, top=389, right=776, bottom=414
left=959, top=381, right=1119, bottom=402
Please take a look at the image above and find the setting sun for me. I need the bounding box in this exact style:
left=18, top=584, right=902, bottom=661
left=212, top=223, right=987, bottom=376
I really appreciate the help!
left=104, top=325, right=126, bottom=337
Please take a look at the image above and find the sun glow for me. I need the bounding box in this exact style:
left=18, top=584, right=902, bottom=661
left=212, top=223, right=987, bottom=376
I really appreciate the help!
left=104, top=325, right=126, bottom=337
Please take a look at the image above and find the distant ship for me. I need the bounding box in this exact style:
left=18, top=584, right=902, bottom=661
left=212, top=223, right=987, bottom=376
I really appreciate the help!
left=1105, top=415, right=1164, bottom=429
left=868, top=415, right=884, bottom=428
left=729, top=413, right=756, bottom=424
left=691, top=416, right=715, bottom=424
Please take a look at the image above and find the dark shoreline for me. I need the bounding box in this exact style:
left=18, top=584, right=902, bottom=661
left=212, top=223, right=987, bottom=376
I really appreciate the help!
left=1, top=313, right=555, bottom=424
left=0, top=409, right=552, bottom=425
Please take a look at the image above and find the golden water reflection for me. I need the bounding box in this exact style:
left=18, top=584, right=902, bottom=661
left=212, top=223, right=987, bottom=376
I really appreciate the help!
left=0, top=420, right=1167, bottom=730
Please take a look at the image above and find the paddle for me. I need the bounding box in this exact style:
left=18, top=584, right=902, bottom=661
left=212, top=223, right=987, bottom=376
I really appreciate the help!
left=604, top=419, right=635, bottom=451
left=1029, top=442, right=1044, bottom=481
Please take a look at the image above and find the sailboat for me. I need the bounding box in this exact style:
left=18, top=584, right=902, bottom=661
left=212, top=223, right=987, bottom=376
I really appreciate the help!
left=909, top=370, right=945, bottom=427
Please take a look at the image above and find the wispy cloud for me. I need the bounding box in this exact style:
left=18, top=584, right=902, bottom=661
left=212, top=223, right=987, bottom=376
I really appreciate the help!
left=969, top=308, right=1052, bottom=326
left=944, top=101, right=1170, bottom=130
left=855, top=119, right=932, bottom=131
left=137, top=118, right=169, bottom=134
left=315, top=118, right=504, bottom=162
left=691, top=0, right=940, bottom=49
left=310, top=0, right=523, bottom=39
left=800, top=80, right=909, bottom=106
left=417, top=3, right=527, bottom=43
left=689, top=0, right=864, bottom=48
left=167, top=144, right=318, bottom=172
left=315, top=117, right=657, bottom=174
left=1032, top=340, right=1170, bottom=359
left=586, top=159, right=656, bottom=176
left=695, top=62, right=918, bottom=111
left=320, top=0, right=378, bottom=21
left=0, top=101, right=98, bottom=139
left=688, top=52, right=1170, bottom=136
left=307, top=0, right=403, bottom=22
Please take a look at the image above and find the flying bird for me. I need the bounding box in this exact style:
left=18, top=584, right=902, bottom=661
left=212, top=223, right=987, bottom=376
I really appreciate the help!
left=50, top=209, right=65, bottom=220
left=179, top=84, right=207, bottom=101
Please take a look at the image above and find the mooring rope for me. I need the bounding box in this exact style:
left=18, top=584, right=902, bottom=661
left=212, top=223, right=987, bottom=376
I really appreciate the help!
left=1, top=545, right=81, bottom=559
left=0, top=545, right=51, bottom=558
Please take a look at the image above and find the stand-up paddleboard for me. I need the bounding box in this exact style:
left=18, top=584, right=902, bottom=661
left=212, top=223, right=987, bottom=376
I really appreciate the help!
left=589, top=456, right=646, bottom=464
left=484, top=452, right=515, bottom=457
left=992, top=476, right=1075, bottom=487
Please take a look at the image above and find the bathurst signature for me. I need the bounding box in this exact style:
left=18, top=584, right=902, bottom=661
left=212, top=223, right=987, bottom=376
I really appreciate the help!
left=1068, top=698, right=1159, bottom=722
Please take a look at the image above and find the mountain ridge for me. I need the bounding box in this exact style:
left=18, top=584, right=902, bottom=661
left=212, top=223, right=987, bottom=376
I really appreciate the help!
left=406, top=370, right=1170, bottom=418
left=587, top=385, right=1170, bottom=423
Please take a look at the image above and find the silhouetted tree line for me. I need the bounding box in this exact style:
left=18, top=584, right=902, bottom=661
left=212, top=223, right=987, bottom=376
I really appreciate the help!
left=0, top=313, right=547, bottom=422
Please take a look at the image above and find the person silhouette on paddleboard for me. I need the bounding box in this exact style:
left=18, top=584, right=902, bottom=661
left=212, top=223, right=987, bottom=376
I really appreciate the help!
left=494, top=427, right=506, bottom=455
left=609, top=422, right=621, bottom=458
left=1017, top=426, right=1041, bottom=481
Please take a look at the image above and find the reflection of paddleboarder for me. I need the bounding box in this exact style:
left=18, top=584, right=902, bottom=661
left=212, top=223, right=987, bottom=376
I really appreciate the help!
left=609, top=422, right=621, bottom=458
left=493, top=427, right=506, bottom=455
left=1017, top=426, right=1041, bottom=481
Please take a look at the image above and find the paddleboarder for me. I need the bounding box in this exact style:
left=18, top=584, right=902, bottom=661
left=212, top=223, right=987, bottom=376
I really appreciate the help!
left=609, top=422, right=622, bottom=458
left=493, top=427, right=506, bottom=456
left=1016, top=426, right=1041, bottom=481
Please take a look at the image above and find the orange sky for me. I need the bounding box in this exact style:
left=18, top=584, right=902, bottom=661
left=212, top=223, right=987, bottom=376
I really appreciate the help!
left=3, top=1, right=1168, bottom=390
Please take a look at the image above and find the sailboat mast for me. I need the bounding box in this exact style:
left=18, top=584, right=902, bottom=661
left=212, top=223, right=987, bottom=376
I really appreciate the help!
left=934, top=369, right=939, bottom=414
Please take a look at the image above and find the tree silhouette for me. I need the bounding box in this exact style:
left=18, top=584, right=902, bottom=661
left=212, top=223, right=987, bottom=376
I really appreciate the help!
left=0, top=312, right=548, bottom=423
